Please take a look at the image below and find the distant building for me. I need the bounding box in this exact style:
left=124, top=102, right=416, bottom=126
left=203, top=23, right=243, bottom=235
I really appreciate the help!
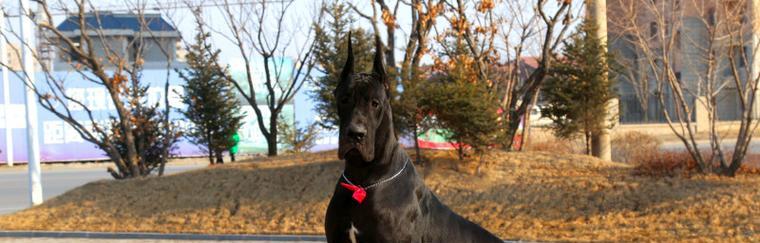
left=52, top=12, right=182, bottom=70
left=1, top=43, right=23, bottom=71
left=607, top=0, right=756, bottom=123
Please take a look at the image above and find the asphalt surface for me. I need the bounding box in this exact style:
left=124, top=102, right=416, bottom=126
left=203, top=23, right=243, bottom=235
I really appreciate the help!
left=661, top=139, right=760, bottom=153
left=0, top=163, right=204, bottom=215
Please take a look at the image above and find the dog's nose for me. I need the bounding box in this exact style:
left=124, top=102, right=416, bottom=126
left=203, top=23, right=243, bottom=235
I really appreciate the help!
left=348, top=125, right=366, bottom=142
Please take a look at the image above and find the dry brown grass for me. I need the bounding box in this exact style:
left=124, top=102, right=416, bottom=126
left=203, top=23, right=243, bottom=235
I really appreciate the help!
left=526, top=137, right=580, bottom=154
left=1, top=150, right=759, bottom=242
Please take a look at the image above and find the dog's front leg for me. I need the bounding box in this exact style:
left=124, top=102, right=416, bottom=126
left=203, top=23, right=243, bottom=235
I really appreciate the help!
left=325, top=187, right=353, bottom=243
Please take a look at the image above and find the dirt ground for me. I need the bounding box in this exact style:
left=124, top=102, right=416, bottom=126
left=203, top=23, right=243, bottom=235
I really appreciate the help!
left=0, top=150, right=758, bottom=242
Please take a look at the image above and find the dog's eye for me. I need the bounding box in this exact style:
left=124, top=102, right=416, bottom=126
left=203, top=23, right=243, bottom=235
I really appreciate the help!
left=371, top=99, right=380, bottom=108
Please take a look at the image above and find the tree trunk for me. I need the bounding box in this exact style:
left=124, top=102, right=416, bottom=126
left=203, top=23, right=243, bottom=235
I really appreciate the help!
left=725, top=156, right=743, bottom=177
left=457, top=143, right=465, bottom=161
left=585, top=132, right=592, bottom=156
left=111, top=96, right=141, bottom=177
left=476, top=153, right=484, bottom=175
left=414, top=123, right=422, bottom=164
left=207, top=131, right=214, bottom=164
left=521, top=90, right=541, bottom=151
left=158, top=74, right=171, bottom=176
left=215, top=150, right=224, bottom=164
left=267, top=114, right=278, bottom=156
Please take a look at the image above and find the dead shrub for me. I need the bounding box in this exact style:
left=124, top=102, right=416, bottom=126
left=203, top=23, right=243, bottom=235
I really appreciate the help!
left=632, top=151, right=698, bottom=177
left=612, top=131, right=662, bottom=163
left=738, top=164, right=760, bottom=175
left=730, top=153, right=760, bottom=175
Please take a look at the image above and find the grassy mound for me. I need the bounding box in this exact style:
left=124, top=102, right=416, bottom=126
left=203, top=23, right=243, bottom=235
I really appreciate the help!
left=0, top=150, right=758, bottom=242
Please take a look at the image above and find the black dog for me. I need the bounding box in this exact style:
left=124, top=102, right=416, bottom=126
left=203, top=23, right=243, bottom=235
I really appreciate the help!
left=324, top=33, right=502, bottom=243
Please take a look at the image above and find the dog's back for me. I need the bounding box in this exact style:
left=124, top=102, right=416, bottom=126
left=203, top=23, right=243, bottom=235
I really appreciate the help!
left=418, top=188, right=503, bottom=242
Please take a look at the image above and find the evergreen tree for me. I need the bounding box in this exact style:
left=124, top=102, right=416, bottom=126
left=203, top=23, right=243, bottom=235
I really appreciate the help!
left=311, top=1, right=375, bottom=129
left=542, top=19, right=617, bottom=154
left=179, top=29, right=245, bottom=164
left=420, top=40, right=500, bottom=166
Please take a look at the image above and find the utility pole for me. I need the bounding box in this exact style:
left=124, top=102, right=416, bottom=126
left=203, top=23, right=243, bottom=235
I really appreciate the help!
left=20, top=0, right=43, bottom=205
left=1, top=1, right=12, bottom=167
left=588, top=0, right=614, bottom=161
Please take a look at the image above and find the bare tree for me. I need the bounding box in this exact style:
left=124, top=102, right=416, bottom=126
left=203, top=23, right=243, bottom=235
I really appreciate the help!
left=0, top=0, right=180, bottom=179
left=610, top=0, right=760, bottom=176
left=499, top=0, right=574, bottom=150
left=195, top=0, right=321, bottom=156
left=437, top=0, right=499, bottom=85
left=495, top=1, right=541, bottom=150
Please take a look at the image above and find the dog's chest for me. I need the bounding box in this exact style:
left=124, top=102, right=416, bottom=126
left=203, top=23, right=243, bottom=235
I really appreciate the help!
left=345, top=201, right=420, bottom=242
left=348, top=222, right=360, bottom=243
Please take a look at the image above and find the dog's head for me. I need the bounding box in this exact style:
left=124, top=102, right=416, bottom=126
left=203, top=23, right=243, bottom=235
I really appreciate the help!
left=334, top=32, right=394, bottom=163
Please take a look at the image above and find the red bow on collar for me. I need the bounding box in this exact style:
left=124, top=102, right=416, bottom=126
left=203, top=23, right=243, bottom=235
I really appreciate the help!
left=340, top=182, right=367, bottom=204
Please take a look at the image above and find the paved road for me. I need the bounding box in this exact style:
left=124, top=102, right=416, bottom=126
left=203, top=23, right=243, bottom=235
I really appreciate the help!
left=0, top=164, right=203, bottom=215
left=661, top=139, right=760, bottom=153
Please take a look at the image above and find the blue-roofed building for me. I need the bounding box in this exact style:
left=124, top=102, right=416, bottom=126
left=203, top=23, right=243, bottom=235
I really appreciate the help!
left=52, top=12, right=182, bottom=70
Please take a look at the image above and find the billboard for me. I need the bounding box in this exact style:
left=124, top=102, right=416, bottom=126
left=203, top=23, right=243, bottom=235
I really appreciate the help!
left=0, top=57, right=296, bottom=163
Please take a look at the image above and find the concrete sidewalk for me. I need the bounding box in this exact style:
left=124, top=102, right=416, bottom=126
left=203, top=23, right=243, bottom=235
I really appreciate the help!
left=0, top=231, right=526, bottom=242
left=0, top=231, right=325, bottom=242
left=0, top=238, right=315, bottom=242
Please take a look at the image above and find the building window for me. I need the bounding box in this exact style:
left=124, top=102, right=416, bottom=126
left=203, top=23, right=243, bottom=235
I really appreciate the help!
left=707, top=7, right=716, bottom=26
left=735, top=45, right=745, bottom=67
left=745, top=46, right=753, bottom=62
left=129, top=38, right=142, bottom=63
left=676, top=30, right=681, bottom=49
left=60, top=40, right=81, bottom=63
left=650, top=22, right=658, bottom=37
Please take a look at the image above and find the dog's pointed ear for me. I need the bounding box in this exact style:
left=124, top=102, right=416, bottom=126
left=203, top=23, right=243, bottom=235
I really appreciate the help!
left=372, top=34, right=388, bottom=88
left=336, top=31, right=354, bottom=94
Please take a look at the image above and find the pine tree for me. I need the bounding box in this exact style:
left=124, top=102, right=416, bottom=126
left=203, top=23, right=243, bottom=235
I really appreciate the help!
left=420, top=39, right=500, bottom=166
left=179, top=29, right=245, bottom=164
left=311, top=1, right=375, bottom=129
left=542, top=19, right=617, bottom=154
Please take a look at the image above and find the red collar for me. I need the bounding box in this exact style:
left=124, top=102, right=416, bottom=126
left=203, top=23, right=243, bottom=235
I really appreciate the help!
left=340, top=158, right=409, bottom=204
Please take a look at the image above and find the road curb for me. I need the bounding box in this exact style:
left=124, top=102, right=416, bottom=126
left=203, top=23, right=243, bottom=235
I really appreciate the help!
left=0, top=231, right=326, bottom=241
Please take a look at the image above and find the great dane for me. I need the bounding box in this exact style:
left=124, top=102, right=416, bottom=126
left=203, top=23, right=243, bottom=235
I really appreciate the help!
left=324, top=33, right=503, bottom=243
